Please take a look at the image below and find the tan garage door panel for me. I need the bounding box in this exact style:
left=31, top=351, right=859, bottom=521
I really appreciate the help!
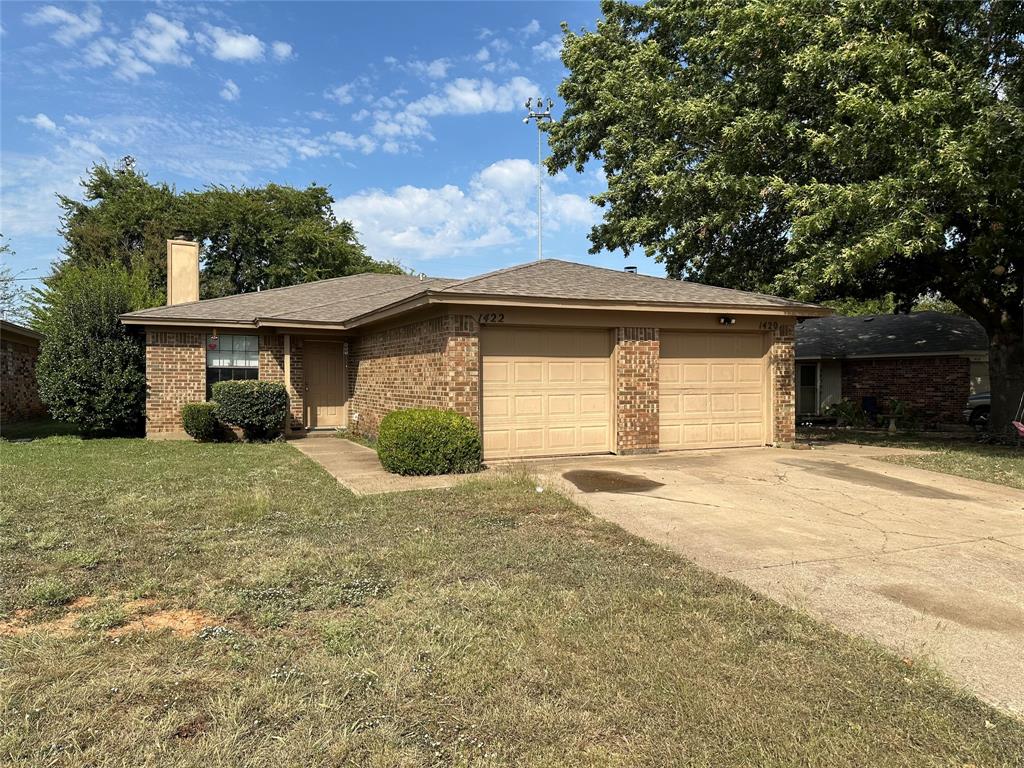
left=660, top=332, right=767, bottom=450
left=482, top=327, right=611, bottom=459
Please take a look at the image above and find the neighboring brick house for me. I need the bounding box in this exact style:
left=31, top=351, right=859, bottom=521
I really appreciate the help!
left=1, top=320, right=46, bottom=425
left=121, top=240, right=828, bottom=459
left=795, top=312, right=988, bottom=424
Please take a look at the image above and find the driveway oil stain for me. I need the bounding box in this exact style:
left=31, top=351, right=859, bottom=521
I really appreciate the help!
left=562, top=469, right=664, bottom=494
left=779, top=459, right=967, bottom=500
left=876, top=584, right=1024, bottom=633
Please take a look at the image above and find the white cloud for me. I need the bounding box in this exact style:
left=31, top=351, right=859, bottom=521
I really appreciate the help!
left=82, top=36, right=155, bottom=81
left=271, top=41, right=294, bottom=60
left=198, top=24, right=264, bottom=62
left=328, top=131, right=377, bottom=154
left=19, top=113, right=59, bottom=133
left=474, top=47, right=490, bottom=63
left=533, top=34, right=563, bottom=62
left=408, top=58, right=451, bottom=80
left=405, top=76, right=536, bottom=117
left=24, top=4, right=101, bottom=46
left=334, top=158, right=597, bottom=260
left=520, top=19, right=541, bottom=36
left=325, top=82, right=355, bottom=104
left=133, top=13, right=191, bottom=66
left=220, top=79, right=240, bottom=102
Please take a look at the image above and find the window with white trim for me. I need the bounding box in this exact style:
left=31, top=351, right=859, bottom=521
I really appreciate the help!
left=206, top=334, right=258, bottom=399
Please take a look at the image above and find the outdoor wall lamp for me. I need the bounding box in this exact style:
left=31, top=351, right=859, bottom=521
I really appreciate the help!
left=718, top=316, right=736, bottom=326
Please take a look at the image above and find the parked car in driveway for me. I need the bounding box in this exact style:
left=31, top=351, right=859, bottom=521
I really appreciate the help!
left=963, top=391, right=990, bottom=429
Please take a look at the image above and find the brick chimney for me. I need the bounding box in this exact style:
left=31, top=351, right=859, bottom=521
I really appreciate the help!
left=166, top=239, right=199, bottom=305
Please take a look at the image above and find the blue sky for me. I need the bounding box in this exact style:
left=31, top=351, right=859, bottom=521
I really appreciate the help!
left=1, top=1, right=660, bottom=289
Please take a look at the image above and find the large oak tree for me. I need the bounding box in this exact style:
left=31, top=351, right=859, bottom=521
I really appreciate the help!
left=549, top=0, right=1024, bottom=433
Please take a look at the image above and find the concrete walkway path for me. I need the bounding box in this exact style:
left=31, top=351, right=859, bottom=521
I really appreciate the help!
left=289, top=434, right=478, bottom=495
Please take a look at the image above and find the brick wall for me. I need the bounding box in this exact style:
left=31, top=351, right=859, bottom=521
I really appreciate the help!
left=145, top=329, right=205, bottom=434
left=615, top=327, right=659, bottom=454
left=1, top=336, right=46, bottom=423
left=258, top=334, right=305, bottom=430
left=841, top=356, right=970, bottom=423
left=348, top=313, right=480, bottom=436
left=770, top=324, right=796, bottom=444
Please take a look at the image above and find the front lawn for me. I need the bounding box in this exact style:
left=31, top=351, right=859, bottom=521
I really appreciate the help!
left=1, top=438, right=1021, bottom=766
left=802, top=428, right=1024, bottom=490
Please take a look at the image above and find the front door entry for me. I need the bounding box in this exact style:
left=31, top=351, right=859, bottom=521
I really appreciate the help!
left=304, top=341, right=346, bottom=429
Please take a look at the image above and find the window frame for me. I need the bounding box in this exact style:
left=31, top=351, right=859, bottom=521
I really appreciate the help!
left=205, top=334, right=259, bottom=400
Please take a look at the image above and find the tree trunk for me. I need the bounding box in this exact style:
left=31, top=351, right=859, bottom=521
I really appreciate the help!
left=987, top=330, right=1024, bottom=441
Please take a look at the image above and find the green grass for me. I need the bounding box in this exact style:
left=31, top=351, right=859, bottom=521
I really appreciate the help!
left=1, top=437, right=1022, bottom=766
left=0, top=418, right=78, bottom=441
left=802, top=428, right=1024, bottom=490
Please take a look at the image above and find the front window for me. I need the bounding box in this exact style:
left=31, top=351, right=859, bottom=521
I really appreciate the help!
left=206, top=334, right=258, bottom=399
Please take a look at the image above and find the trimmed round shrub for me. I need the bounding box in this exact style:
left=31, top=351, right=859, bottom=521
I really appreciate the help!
left=212, top=381, right=288, bottom=441
left=377, top=408, right=481, bottom=476
left=181, top=402, right=220, bottom=442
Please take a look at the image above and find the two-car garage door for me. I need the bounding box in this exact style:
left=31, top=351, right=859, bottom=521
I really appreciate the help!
left=481, top=327, right=768, bottom=459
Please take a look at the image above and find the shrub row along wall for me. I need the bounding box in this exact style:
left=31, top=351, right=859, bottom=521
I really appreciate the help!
left=841, top=356, right=970, bottom=424
left=348, top=313, right=480, bottom=437
left=1, top=335, right=46, bottom=423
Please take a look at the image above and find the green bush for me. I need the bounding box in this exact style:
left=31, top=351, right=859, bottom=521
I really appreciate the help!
left=181, top=402, right=220, bottom=441
left=212, top=381, right=288, bottom=441
left=32, top=262, right=159, bottom=436
left=377, top=408, right=481, bottom=476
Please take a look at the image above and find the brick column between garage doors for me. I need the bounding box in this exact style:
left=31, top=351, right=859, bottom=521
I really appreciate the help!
left=770, top=323, right=796, bottom=445
left=615, top=327, right=660, bottom=454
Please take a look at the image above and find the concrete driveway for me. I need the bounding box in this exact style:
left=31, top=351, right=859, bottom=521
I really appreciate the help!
left=529, top=445, right=1024, bottom=714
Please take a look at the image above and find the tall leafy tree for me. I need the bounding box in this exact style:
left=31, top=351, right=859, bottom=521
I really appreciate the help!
left=181, top=183, right=399, bottom=298
left=31, top=262, right=160, bottom=436
left=549, top=0, right=1024, bottom=433
left=57, top=162, right=400, bottom=300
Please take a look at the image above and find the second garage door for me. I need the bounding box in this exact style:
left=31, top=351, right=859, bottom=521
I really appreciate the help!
left=660, top=331, right=768, bottom=450
left=481, top=327, right=612, bottom=460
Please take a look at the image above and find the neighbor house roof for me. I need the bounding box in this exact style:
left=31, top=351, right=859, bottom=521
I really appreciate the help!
left=121, top=259, right=827, bottom=329
left=0, top=319, right=43, bottom=342
left=795, top=312, right=987, bottom=360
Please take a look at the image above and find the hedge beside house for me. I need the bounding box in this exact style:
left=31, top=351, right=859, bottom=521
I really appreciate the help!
left=212, top=381, right=288, bottom=441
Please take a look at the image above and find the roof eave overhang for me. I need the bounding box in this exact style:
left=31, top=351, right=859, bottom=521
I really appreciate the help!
left=795, top=349, right=987, bottom=361
left=344, top=291, right=830, bottom=328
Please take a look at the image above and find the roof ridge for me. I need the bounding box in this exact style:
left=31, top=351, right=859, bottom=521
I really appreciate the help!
left=435, top=260, right=548, bottom=293
left=123, top=271, right=420, bottom=317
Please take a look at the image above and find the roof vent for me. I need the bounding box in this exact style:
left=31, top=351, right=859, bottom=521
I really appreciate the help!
left=624, top=265, right=638, bottom=274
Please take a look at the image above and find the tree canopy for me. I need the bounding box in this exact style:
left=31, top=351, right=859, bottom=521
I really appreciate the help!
left=57, top=162, right=401, bottom=300
left=549, top=0, right=1024, bottom=431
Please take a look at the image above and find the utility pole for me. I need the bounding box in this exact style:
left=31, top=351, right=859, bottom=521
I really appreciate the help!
left=523, top=97, right=554, bottom=260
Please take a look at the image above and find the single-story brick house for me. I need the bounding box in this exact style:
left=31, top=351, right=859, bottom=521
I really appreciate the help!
left=794, top=312, right=988, bottom=424
left=121, top=240, right=828, bottom=459
left=1, top=319, right=46, bottom=426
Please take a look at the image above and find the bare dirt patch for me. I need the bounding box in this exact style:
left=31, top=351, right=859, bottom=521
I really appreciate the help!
left=0, top=596, right=98, bottom=637
left=0, top=596, right=218, bottom=639
left=108, top=609, right=218, bottom=638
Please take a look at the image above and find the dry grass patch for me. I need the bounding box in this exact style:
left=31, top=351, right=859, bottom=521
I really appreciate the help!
left=1, top=437, right=1022, bottom=767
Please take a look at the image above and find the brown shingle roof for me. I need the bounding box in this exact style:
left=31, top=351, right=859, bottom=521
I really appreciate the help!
left=121, top=259, right=824, bottom=327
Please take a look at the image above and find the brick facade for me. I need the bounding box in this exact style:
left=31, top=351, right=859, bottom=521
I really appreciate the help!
left=1, top=334, right=46, bottom=423
left=770, top=324, right=796, bottom=445
left=141, top=315, right=800, bottom=450
left=348, top=313, right=480, bottom=437
left=145, top=329, right=206, bottom=434
left=614, top=327, right=660, bottom=454
left=841, top=356, right=970, bottom=424
left=258, top=334, right=305, bottom=430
